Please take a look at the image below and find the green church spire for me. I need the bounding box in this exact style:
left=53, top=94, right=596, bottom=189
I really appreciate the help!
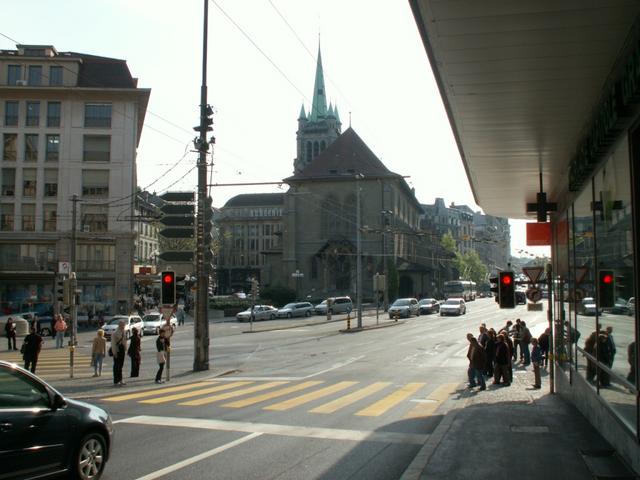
left=309, top=45, right=328, bottom=121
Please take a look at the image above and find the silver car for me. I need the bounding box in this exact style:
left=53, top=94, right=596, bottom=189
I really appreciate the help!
left=236, top=305, right=278, bottom=322
left=314, top=297, right=353, bottom=315
left=277, top=302, right=314, bottom=318
left=102, top=314, right=144, bottom=340
left=142, top=312, right=177, bottom=334
left=440, top=298, right=466, bottom=316
left=388, top=298, right=420, bottom=318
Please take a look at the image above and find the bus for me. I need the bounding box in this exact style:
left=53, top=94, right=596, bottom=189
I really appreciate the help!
left=443, top=280, right=476, bottom=301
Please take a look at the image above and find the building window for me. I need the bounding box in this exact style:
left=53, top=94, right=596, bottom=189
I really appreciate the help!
left=45, top=135, right=59, bottom=161
left=4, top=101, right=18, bottom=126
left=24, top=134, right=38, bottom=162
left=84, top=103, right=112, bottom=128
left=7, top=65, right=21, bottom=85
left=83, top=135, right=110, bottom=162
left=46, top=102, right=61, bottom=127
left=43, top=204, right=57, bottom=231
left=44, top=169, right=58, bottom=197
left=0, top=204, right=14, bottom=231
left=21, top=204, right=35, bottom=231
left=27, top=66, right=42, bottom=86
left=22, top=169, right=36, bottom=197
left=3, top=134, right=17, bottom=161
left=1, top=168, right=15, bottom=196
left=26, top=101, right=40, bottom=127
left=82, top=170, right=109, bottom=197
left=81, top=204, right=108, bottom=232
left=49, top=66, right=62, bottom=86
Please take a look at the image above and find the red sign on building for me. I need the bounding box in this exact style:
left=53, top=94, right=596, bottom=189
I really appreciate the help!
left=526, top=222, right=551, bottom=246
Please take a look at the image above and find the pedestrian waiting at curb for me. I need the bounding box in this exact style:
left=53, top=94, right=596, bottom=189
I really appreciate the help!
left=54, top=314, right=67, bottom=348
left=531, top=337, right=542, bottom=389
left=520, top=321, right=532, bottom=365
left=22, top=326, right=43, bottom=374
left=466, top=333, right=486, bottom=391
left=128, top=327, right=141, bottom=377
left=493, top=333, right=511, bottom=386
left=538, top=328, right=551, bottom=368
left=511, top=319, right=522, bottom=361
left=91, top=329, right=107, bottom=377
left=155, top=329, right=167, bottom=384
left=110, top=320, right=127, bottom=386
left=5, top=316, right=17, bottom=351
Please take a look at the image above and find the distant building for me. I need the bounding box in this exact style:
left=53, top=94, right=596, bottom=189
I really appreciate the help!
left=0, top=44, right=150, bottom=316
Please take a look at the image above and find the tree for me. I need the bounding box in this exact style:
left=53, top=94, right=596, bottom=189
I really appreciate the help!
left=260, top=285, right=296, bottom=307
left=461, top=250, right=488, bottom=285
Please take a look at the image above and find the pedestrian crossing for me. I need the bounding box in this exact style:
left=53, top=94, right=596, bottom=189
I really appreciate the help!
left=0, top=347, right=94, bottom=378
left=102, top=378, right=459, bottom=418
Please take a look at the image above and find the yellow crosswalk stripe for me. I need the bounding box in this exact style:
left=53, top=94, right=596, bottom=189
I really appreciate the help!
left=222, top=381, right=323, bottom=408
left=264, top=381, right=358, bottom=411
left=309, top=382, right=391, bottom=414
left=355, top=383, right=425, bottom=417
left=179, top=381, right=289, bottom=406
left=103, top=382, right=215, bottom=402
left=403, top=383, right=458, bottom=419
left=141, top=381, right=252, bottom=404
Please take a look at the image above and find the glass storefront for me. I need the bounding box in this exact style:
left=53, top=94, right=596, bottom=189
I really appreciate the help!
left=555, top=133, right=638, bottom=436
left=0, top=279, right=54, bottom=317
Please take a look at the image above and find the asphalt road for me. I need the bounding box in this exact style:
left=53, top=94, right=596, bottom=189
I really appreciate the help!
left=70, top=298, right=547, bottom=480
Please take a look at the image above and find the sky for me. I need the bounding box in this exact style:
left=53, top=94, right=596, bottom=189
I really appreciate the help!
left=1, top=0, right=549, bottom=258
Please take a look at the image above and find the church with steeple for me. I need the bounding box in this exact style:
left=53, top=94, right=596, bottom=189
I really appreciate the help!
left=294, top=47, right=342, bottom=173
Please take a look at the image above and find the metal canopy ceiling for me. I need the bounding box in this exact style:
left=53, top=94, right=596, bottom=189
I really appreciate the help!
left=410, top=0, right=640, bottom=219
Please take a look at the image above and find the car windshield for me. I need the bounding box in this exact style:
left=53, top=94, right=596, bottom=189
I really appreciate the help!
left=419, top=299, right=435, bottom=305
left=107, top=317, right=126, bottom=325
left=583, top=298, right=595, bottom=304
left=282, top=304, right=296, bottom=309
left=392, top=299, right=410, bottom=306
left=444, top=300, right=460, bottom=305
left=143, top=315, right=161, bottom=322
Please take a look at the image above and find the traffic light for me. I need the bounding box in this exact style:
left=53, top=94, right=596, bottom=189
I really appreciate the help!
left=251, top=278, right=259, bottom=298
left=56, top=277, right=65, bottom=303
left=598, top=269, right=615, bottom=308
left=489, top=275, right=499, bottom=303
left=498, top=271, right=515, bottom=308
left=161, top=271, right=176, bottom=305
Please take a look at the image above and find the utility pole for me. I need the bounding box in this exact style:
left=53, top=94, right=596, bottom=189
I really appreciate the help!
left=70, top=194, right=79, bottom=376
left=194, top=0, right=211, bottom=371
left=356, top=174, right=363, bottom=328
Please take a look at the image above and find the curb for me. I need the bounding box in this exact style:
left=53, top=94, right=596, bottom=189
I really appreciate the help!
left=339, top=320, right=407, bottom=333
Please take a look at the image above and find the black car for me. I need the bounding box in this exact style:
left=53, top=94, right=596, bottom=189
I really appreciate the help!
left=418, top=298, right=440, bottom=314
left=0, top=360, right=114, bottom=480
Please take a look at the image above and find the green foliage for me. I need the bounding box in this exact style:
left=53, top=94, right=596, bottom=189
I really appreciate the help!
left=461, top=250, right=488, bottom=285
left=260, top=285, right=296, bottom=307
left=440, top=231, right=457, bottom=253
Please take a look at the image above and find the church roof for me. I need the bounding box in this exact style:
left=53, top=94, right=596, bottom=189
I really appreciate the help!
left=223, top=193, right=284, bottom=207
left=285, top=127, right=401, bottom=181
left=309, top=46, right=328, bottom=122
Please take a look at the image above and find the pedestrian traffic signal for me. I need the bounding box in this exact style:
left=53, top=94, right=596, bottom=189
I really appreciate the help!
left=161, top=271, right=176, bottom=305
left=598, top=269, right=615, bottom=308
left=56, top=278, right=65, bottom=303
left=498, top=271, right=515, bottom=308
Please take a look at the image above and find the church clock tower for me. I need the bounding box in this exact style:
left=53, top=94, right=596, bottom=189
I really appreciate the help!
left=294, top=46, right=342, bottom=173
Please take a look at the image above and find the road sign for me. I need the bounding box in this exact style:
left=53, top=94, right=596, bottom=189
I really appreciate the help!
left=160, top=227, right=194, bottom=238
left=522, top=266, right=544, bottom=284
left=159, top=215, right=195, bottom=227
left=158, top=251, right=195, bottom=262
left=160, top=191, right=195, bottom=202
left=58, top=261, right=71, bottom=275
left=526, top=288, right=542, bottom=303
left=160, top=203, right=195, bottom=215
left=291, top=270, right=304, bottom=278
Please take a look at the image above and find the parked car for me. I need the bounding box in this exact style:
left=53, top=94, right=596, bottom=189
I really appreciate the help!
left=515, top=291, right=527, bottom=305
left=0, top=360, right=114, bottom=480
left=418, top=298, right=440, bottom=314
left=277, top=302, right=314, bottom=318
left=142, top=312, right=177, bottom=335
left=102, top=314, right=144, bottom=340
left=580, top=297, right=600, bottom=316
left=314, top=296, right=353, bottom=315
left=440, top=298, right=467, bottom=316
left=388, top=298, right=420, bottom=319
left=236, top=305, right=278, bottom=322
left=627, top=297, right=635, bottom=316
left=0, top=315, right=29, bottom=337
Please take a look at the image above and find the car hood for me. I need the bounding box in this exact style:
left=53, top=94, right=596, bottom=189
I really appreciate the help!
left=389, top=305, right=409, bottom=310
left=441, top=304, right=461, bottom=309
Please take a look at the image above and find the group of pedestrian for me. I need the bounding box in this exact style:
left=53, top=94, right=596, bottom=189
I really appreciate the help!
left=466, top=319, right=547, bottom=391
left=584, top=325, right=616, bottom=387
left=91, top=317, right=173, bottom=386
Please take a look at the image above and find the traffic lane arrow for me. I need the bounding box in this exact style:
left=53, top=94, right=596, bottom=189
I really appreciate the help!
left=160, top=227, right=194, bottom=238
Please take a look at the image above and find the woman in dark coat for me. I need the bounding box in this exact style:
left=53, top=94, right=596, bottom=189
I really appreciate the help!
left=128, top=327, right=141, bottom=377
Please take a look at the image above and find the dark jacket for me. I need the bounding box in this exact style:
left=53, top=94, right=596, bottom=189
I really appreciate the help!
left=22, top=332, right=43, bottom=358
left=467, top=339, right=486, bottom=369
left=538, top=332, right=550, bottom=351
left=494, top=341, right=510, bottom=365
left=128, top=334, right=141, bottom=360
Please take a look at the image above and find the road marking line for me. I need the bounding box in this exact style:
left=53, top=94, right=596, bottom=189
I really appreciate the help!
left=355, top=383, right=425, bottom=417
left=309, top=382, right=391, bottom=414
left=134, top=432, right=263, bottom=480
left=264, top=381, right=358, bottom=411
left=222, top=381, right=323, bottom=408
left=303, top=355, right=365, bottom=378
left=404, top=383, right=458, bottom=419
left=102, top=382, right=214, bottom=402
left=117, top=415, right=428, bottom=445
left=141, top=381, right=252, bottom=404
left=179, top=381, right=289, bottom=406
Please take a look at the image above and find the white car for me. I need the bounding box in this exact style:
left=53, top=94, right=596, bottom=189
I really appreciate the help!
left=102, top=314, right=144, bottom=340
left=236, top=305, right=278, bottom=322
left=440, top=298, right=466, bottom=316
left=580, top=297, right=600, bottom=316
left=388, top=298, right=420, bottom=319
left=142, top=312, right=177, bottom=334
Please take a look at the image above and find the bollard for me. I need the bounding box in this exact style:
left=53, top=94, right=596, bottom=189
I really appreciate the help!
left=346, top=312, right=351, bottom=330
left=69, top=344, right=76, bottom=379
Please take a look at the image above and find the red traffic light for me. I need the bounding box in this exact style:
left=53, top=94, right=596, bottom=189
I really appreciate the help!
left=602, top=273, right=614, bottom=284
left=163, top=273, right=173, bottom=284
left=501, top=275, right=512, bottom=286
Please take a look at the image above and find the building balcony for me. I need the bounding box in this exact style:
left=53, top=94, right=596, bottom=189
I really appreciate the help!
left=0, top=257, right=57, bottom=272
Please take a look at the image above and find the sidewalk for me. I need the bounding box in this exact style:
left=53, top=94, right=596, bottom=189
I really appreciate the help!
left=401, top=363, right=638, bottom=480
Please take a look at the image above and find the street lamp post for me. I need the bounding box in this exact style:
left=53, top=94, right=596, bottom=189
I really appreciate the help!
left=355, top=174, right=364, bottom=328
left=381, top=209, right=392, bottom=312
